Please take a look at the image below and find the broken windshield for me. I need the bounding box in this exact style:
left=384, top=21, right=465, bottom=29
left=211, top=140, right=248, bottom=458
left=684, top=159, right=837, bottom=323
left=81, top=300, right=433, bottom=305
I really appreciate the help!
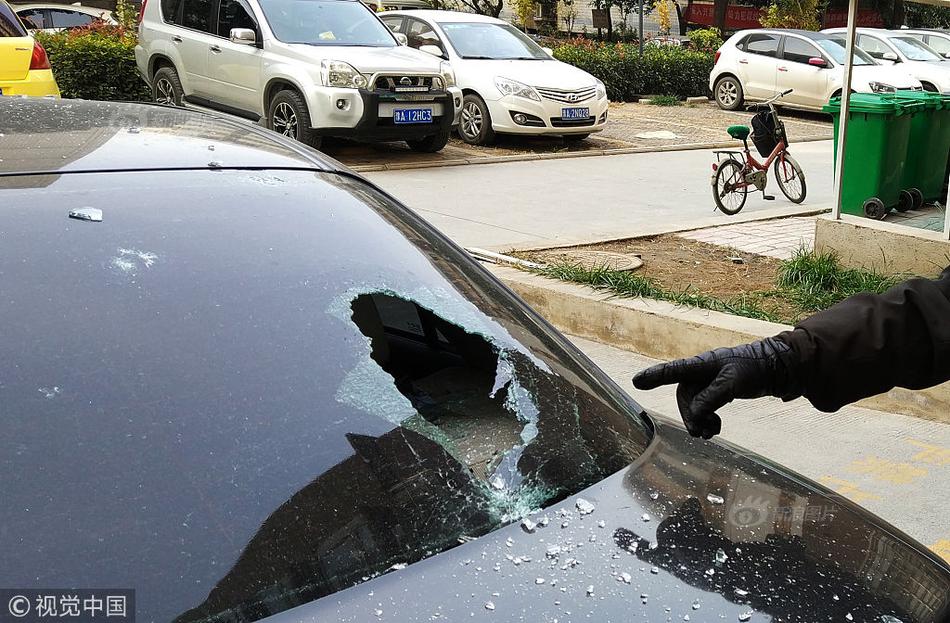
left=0, top=168, right=650, bottom=623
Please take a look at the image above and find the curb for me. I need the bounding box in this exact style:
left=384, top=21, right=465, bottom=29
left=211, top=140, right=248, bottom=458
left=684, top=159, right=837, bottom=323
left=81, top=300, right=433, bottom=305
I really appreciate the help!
left=486, top=264, right=950, bottom=424
left=349, top=135, right=833, bottom=173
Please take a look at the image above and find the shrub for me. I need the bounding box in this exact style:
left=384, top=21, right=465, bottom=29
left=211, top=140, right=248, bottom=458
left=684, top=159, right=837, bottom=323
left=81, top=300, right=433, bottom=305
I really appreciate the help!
left=37, top=22, right=149, bottom=101
left=553, top=40, right=713, bottom=101
left=688, top=27, right=723, bottom=53
left=647, top=94, right=680, bottom=106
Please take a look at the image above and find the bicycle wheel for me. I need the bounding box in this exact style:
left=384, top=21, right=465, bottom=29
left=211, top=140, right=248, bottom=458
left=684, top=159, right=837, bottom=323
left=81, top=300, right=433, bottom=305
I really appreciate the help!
left=773, top=153, right=806, bottom=204
left=713, top=159, right=748, bottom=215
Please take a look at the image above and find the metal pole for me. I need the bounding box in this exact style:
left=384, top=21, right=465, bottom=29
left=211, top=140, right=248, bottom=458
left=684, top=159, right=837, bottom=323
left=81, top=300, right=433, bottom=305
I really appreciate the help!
left=943, top=171, right=950, bottom=240
left=831, top=0, right=859, bottom=221
left=638, top=0, right=644, bottom=56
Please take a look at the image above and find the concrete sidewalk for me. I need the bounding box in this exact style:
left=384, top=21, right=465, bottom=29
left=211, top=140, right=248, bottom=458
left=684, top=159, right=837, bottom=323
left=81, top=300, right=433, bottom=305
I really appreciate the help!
left=570, top=334, right=950, bottom=561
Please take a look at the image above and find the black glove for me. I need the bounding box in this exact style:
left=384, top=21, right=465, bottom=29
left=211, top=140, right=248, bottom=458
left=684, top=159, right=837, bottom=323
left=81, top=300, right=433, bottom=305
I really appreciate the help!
left=632, top=336, right=804, bottom=439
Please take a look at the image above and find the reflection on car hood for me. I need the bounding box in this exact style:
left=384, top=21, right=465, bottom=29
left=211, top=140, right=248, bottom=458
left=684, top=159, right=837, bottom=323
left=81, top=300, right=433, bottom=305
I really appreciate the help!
left=285, top=43, right=445, bottom=73
left=461, top=59, right=596, bottom=90
left=270, top=415, right=950, bottom=623
left=0, top=98, right=336, bottom=176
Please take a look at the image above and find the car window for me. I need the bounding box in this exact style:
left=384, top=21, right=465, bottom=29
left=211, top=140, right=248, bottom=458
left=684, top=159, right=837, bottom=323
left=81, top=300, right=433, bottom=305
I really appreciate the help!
left=857, top=34, right=893, bottom=60
left=258, top=0, right=396, bottom=46
left=216, top=0, right=255, bottom=37
left=380, top=14, right=402, bottom=31
left=48, top=8, right=95, bottom=28
left=180, top=0, right=213, bottom=31
left=405, top=17, right=441, bottom=50
left=161, top=0, right=182, bottom=22
left=0, top=167, right=650, bottom=623
left=16, top=8, right=45, bottom=29
left=924, top=34, right=950, bottom=55
left=439, top=22, right=548, bottom=60
left=782, top=36, right=822, bottom=64
left=0, top=0, right=28, bottom=35
left=819, top=37, right=874, bottom=66
left=891, top=35, right=942, bottom=61
left=744, top=33, right=779, bottom=57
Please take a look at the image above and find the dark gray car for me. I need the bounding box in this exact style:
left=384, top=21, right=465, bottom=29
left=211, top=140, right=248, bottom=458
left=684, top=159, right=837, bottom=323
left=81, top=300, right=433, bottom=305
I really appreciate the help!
left=1, top=98, right=948, bottom=623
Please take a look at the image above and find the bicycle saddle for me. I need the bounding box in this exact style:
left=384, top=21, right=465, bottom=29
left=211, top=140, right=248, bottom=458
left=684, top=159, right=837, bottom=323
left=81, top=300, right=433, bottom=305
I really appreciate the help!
left=727, top=125, right=750, bottom=140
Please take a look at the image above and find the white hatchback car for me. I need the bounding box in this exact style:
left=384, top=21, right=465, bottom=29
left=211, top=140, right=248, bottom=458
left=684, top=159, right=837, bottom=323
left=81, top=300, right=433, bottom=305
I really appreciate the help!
left=136, top=0, right=462, bottom=151
left=903, top=30, right=950, bottom=59
left=823, top=27, right=950, bottom=93
left=711, top=29, right=921, bottom=111
left=379, top=10, right=608, bottom=145
left=15, top=3, right=114, bottom=31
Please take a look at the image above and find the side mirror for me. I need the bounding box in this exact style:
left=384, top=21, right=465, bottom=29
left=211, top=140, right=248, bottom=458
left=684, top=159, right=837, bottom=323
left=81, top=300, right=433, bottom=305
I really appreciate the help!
left=542, top=46, right=553, bottom=56
left=418, top=44, right=444, bottom=58
left=394, top=32, right=408, bottom=45
left=807, top=56, right=828, bottom=67
left=882, top=51, right=899, bottom=62
left=230, top=28, right=256, bottom=46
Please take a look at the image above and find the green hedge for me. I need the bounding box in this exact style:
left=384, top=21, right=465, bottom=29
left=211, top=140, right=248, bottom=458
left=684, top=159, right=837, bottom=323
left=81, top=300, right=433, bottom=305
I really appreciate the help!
left=37, top=24, right=149, bottom=101
left=553, top=41, right=714, bottom=101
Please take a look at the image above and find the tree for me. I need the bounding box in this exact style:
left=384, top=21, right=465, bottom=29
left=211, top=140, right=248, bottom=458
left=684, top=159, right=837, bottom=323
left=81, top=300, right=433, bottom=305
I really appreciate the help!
left=654, top=0, right=673, bottom=34
left=456, top=0, right=504, bottom=16
left=905, top=2, right=950, bottom=28
left=759, top=0, right=820, bottom=30
left=513, top=0, right=537, bottom=29
left=562, top=0, right=579, bottom=34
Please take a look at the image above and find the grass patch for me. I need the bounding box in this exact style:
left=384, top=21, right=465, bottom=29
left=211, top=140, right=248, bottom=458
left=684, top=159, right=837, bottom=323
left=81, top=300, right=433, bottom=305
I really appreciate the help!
left=536, top=249, right=903, bottom=324
left=646, top=95, right=681, bottom=106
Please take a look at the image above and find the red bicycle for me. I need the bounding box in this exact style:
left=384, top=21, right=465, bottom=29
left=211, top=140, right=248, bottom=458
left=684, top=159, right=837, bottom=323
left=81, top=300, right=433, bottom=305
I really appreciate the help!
left=711, top=89, right=807, bottom=215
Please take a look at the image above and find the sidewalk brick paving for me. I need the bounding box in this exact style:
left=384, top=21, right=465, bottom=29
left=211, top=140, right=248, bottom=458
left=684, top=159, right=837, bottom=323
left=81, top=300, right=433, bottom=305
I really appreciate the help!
left=677, top=216, right=817, bottom=260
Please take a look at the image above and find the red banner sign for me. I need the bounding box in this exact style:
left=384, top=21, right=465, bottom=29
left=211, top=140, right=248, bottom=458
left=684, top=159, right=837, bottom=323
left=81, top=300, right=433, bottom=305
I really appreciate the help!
left=683, top=2, right=884, bottom=30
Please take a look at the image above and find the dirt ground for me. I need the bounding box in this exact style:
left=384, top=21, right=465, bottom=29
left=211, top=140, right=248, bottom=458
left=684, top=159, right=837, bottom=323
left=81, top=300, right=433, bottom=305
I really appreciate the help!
left=524, top=235, right=806, bottom=323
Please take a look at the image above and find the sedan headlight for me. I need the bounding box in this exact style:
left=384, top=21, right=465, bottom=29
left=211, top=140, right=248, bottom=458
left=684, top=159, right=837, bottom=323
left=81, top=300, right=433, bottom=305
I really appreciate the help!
left=495, top=76, right=540, bottom=101
left=440, top=61, right=456, bottom=89
left=320, top=60, right=369, bottom=89
left=868, top=81, right=896, bottom=94
left=595, top=79, right=606, bottom=99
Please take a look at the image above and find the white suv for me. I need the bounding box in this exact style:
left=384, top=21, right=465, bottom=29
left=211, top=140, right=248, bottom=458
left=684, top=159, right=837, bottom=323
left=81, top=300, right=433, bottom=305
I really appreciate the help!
left=135, top=0, right=462, bottom=151
left=711, top=29, right=921, bottom=111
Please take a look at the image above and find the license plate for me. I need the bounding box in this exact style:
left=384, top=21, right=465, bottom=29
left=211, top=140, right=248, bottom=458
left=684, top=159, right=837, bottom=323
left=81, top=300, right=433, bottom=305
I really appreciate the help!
left=561, top=107, right=589, bottom=120
left=394, top=108, right=432, bottom=124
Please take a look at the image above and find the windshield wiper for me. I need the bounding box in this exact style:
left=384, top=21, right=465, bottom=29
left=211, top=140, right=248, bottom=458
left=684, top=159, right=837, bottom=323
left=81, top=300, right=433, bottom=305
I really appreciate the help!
left=461, top=55, right=500, bottom=59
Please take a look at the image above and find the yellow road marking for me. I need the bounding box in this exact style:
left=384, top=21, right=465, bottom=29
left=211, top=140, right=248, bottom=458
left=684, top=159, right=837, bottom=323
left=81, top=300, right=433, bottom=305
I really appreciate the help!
left=818, top=476, right=882, bottom=503
left=848, top=455, right=928, bottom=485
left=906, top=439, right=950, bottom=466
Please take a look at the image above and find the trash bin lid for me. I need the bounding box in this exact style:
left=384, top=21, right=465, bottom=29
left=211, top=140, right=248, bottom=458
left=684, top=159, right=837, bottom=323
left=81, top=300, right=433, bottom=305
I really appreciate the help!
left=894, top=89, right=944, bottom=109
left=823, top=93, right=925, bottom=115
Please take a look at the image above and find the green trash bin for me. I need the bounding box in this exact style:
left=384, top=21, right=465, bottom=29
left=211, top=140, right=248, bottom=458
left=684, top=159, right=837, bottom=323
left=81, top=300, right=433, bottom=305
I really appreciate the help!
left=823, top=94, right=924, bottom=219
left=894, top=90, right=949, bottom=207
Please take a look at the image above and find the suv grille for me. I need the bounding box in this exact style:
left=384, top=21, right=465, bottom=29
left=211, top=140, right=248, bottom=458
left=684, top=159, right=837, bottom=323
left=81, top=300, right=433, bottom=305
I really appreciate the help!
left=374, top=75, right=440, bottom=93
left=536, top=86, right=597, bottom=104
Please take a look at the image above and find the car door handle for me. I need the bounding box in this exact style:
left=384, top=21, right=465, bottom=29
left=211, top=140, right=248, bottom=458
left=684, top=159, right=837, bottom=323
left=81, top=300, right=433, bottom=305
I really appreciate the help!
left=172, top=35, right=182, bottom=43
left=738, top=59, right=749, bottom=64
left=210, top=44, right=222, bottom=53
left=778, top=66, right=788, bottom=72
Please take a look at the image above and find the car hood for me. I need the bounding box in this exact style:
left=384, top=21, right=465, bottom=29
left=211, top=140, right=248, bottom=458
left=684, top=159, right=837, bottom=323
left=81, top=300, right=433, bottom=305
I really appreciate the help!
left=263, top=414, right=950, bottom=623
left=459, top=58, right=597, bottom=90
left=285, top=43, right=445, bottom=74
left=851, top=63, right=921, bottom=89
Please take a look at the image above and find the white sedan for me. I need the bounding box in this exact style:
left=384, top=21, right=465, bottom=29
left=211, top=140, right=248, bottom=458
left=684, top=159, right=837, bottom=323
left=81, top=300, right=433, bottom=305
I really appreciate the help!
left=14, top=3, right=114, bottom=31
left=380, top=10, right=608, bottom=145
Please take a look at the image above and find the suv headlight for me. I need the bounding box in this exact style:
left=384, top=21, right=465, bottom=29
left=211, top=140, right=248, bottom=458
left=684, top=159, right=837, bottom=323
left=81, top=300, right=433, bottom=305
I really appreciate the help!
left=440, top=61, right=456, bottom=89
left=595, top=79, right=606, bottom=99
left=320, top=60, right=368, bottom=89
left=868, top=81, right=896, bottom=94
left=495, top=76, right=540, bottom=101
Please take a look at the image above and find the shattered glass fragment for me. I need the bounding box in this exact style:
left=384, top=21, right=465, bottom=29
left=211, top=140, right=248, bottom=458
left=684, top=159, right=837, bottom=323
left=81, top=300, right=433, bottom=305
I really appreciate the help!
left=707, top=493, right=725, bottom=505
left=484, top=602, right=495, bottom=611
left=575, top=498, right=595, bottom=515
left=715, top=548, right=728, bottom=565
left=521, top=518, right=537, bottom=533
left=738, top=612, right=753, bottom=622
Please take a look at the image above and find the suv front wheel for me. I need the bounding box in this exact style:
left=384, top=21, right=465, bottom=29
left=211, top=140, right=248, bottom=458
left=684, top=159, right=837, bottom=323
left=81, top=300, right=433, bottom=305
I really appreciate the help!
left=407, top=127, right=450, bottom=153
left=153, top=66, right=183, bottom=106
left=714, top=76, right=744, bottom=111
left=268, top=90, right=322, bottom=149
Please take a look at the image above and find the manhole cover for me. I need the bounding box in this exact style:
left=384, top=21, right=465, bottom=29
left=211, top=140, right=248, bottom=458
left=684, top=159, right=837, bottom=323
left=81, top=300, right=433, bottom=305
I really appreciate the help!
left=561, top=250, right=643, bottom=272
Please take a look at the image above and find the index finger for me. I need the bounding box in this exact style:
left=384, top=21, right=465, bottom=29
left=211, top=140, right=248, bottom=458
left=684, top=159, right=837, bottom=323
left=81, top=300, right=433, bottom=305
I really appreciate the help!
left=632, top=355, right=717, bottom=390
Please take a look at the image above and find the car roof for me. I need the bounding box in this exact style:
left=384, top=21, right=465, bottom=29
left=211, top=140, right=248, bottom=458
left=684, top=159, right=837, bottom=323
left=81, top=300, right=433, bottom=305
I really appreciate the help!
left=14, top=3, right=111, bottom=11
left=381, top=9, right=504, bottom=24
left=0, top=98, right=338, bottom=177
left=734, top=28, right=839, bottom=42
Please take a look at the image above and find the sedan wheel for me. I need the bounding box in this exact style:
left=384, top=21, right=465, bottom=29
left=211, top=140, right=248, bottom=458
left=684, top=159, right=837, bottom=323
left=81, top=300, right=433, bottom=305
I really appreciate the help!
left=458, top=94, right=495, bottom=146
left=715, top=77, right=743, bottom=111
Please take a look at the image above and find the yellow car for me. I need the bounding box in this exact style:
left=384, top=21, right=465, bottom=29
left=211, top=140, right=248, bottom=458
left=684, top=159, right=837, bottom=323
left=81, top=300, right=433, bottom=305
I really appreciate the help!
left=0, top=0, right=59, bottom=97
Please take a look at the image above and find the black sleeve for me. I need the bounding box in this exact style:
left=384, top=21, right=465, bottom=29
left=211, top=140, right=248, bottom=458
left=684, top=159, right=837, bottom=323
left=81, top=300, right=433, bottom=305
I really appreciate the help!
left=776, top=266, right=950, bottom=412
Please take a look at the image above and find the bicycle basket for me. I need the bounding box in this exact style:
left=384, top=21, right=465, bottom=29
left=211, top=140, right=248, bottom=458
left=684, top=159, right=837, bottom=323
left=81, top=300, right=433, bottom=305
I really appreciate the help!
left=750, top=110, right=786, bottom=158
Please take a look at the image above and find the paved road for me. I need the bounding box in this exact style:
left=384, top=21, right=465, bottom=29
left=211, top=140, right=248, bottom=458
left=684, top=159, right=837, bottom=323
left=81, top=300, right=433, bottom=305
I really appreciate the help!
left=570, top=335, right=950, bottom=560
left=366, top=140, right=834, bottom=250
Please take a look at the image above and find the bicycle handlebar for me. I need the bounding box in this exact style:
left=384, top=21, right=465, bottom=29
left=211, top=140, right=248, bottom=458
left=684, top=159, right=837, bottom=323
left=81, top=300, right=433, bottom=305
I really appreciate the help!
left=746, top=89, right=793, bottom=112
